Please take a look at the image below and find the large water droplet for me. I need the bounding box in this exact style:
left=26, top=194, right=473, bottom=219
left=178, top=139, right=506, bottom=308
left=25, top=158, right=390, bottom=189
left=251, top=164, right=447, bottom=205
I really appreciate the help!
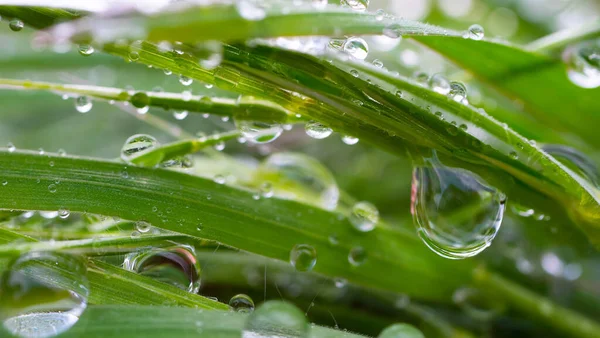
left=261, top=152, right=339, bottom=210
left=448, top=81, right=468, bottom=103
left=542, top=144, right=599, bottom=186
left=78, top=44, right=94, bottom=56
left=131, top=92, right=150, bottom=110
left=290, top=244, right=317, bottom=272
left=229, top=294, right=255, bottom=313
left=378, top=323, right=424, bottom=338
left=341, top=135, right=359, bottom=145
left=74, top=96, right=92, bottom=113
left=0, top=252, right=89, bottom=338
left=349, top=201, right=379, bottom=232
left=341, top=0, right=369, bottom=11
left=120, top=134, right=159, bottom=163
left=411, top=156, right=506, bottom=259
left=467, top=24, right=485, bottom=40
left=564, top=40, right=600, bottom=88
left=123, top=245, right=201, bottom=293
left=429, top=74, right=451, bottom=95
left=348, top=246, right=367, bottom=266
left=235, top=120, right=283, bottom=144
left=242, top=301, right=309, bottom=338
left=305, top=121, right=332, bottom=139
left=343, top=37, right=369, bottom=60
left=9, top=19, right=24, bottom=32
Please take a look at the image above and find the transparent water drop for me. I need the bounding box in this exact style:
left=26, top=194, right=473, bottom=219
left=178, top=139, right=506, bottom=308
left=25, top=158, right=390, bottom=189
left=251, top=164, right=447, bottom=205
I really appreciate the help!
left=123, top=245, right=201, bottom=293
left=467, top=24, right=485, bottom=40
left=349, top=69, right=359, bottom=77
left=343, top=37, right=369, bottom=60
left=341, top=135, right=359, bottom=145
left=9, top=19, right=24, bottom=32
left=120, top=134, right=159, bottom=164
left=7, top=143, right=15, bottom=152
left=236, top=0, right=266, bottom=21
left=40, top=211, right=58, bottom=219
left=135, top=221, right=151, bottom=233
left=372, top=59, right=384, bottom=68
left=74, top=96, right=92, bottom=113
left=260, top=182, right=274, bottom=198
left=57, top=149, right=67, bottom=157
left=349, top=201, right=379, bottom=232
left=57, top=208, right=70, bottom=219
left=131, top=92, right=150, bottom=111
left=214, top=174, right=226, bottom=184
left=179, top=75, right=193, bottom=86
left=47, top=184, right=57, bottom=193
left=242, top=301, right=309, bottom=338
left=229, top=294, right=255, bottom=313
left=78, top=44, right=94, bottom=56
left=214, top=141, right=226, bottom=151
left=290, top=244, right=317, bottom=272
left=411, top=155, right=506, bottom=259
left=182, top=90, right=192, bottom=101
left=0, top=252, right=89, bottom=338
left=261, top=152, right=339, bottom=210
left=235, top=120, right=283, bottom=144
left=348, top=246, right=366, bottom=266
left=542, top=144, right=599, bottom=186
left=375, top=9, right=385, bottom=21
left=448, top=81, right=468, bottom=102
left=564, top=40, right=600, bottom=88
left=173, top=110, right=189, bottom=120
left=413, top=71, right=429, bottom=86
left=128, top=51, right=140, bottom=62
left=452, top=287, right=505, bottom=321
left=429, top=74, right=451, bottom=95
left=164, top=69, right=172, bottom=75
left=305, top=121, right=333, bottom=139
left=160, top=155, right=194, bottom=170
left=341, top=0, right=369, bottom=11
left=378, top=323, right=424, bottom=338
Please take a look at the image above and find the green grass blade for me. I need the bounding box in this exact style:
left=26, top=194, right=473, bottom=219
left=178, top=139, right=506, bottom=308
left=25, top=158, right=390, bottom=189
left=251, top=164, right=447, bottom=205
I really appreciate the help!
left=527, top=21, right=600, bottom=53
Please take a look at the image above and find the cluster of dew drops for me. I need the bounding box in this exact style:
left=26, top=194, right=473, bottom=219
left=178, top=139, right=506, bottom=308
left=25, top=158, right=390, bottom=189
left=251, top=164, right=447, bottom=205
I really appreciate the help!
left=1, top=2, right=596, bottom=337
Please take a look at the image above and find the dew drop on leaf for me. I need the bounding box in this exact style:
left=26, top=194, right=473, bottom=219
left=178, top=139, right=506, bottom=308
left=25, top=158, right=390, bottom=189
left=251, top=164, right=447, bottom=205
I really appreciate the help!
left=173, top=110, right=189, bottom=120
left=410, top=155, right=506, bottom=259
left=7, top=143, right=15, bottom=152
left=467, top=24, right=485, bottom=40
left=229, top=294, right=255, bottom=313
left=179, top=75, right=193, bottom=86
left=135, top=221, right=151, bottom=233
left=348, top=246, right=367, bottom=266
left=120, top=134, right=159, bottom=164
left=9, top=19, right=24, bottom=32
left=343, top=37, right=369, bottom=60
left=123, top=245, right=201, bottom=293
left=58, top=207, right=70, bottom=219
left=235, top=120, right=283, bottom=144
left=305, top=121, right=332, bottom=139
left=341, top=135, right=359, bottom=145
left=448, top=81, right=468, bottom=102
left=341, top=0, right=369, bottom=12
left=74, top=96, right=92, bottom=113
left=0, top=252, right=89, bottom=338
left=289, top=244, right=317, bottom=272
left=378, top=323, right=424, bottom=338
left=78, top=44, right=94, bottom=56
left=350, top=201, right=379, bottom=232
left=130, top=92, right=150, bottom=110
left=242, top=301, right=308, bottom=338
left=563, top=40, right=600, bottom=88
left=429, top=74, right=451, bottom=95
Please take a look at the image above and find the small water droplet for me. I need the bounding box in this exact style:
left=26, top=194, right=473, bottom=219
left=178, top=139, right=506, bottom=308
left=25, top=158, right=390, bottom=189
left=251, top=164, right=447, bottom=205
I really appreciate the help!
left=229, top=294, right=255, bottom=313
left=179, top=75, right=193, bottom=86
left=57, top=149, right=67, bottom=157
left=214, top=141, right=226, bottom=151
left=260, top=182, right=274, bottom=198
left=173, top=110, right=189, bottom=120
left=350, top=201, right=379, bottom=232
left=378, top=323, right=424, bottom=338
left=305, top=121, right=332, bottom=139
left=242, top=301, right=308, bottom=337
left=341, top=135, right=359, bottom=145
left=348, top=246, right=367, bottom=266
left=130, top=92, right=150, bottom=111
left=7, top=143, right=15, bottom=152
left=58, top=207, right=70, bottom=219
left=375, top=9, right=385, bottom=21
left=467, top=24, right=485, bottom=40
left=9, top=19, right=24, bottom=32
left=48, top=184, right=57, bottom=193
left=123, top=245, right=200, bottom=293
left=449, top=81, right=468, bottom=102
left=214, top=174, right=226, bottom=184
left=0, top=252, right=89, bottom=338
left=135, top=221, right=151, bottom=233
left=129, top=51, right=140, bottom=62
left=235, top=120, right=283, bottom=144
left=350, top=69, right=359, bottom=77
left=564, top=42, right=600, bottom=88
left=74, top=96, right=92, bottom=113
left=289, top=244, right=317, bottom=272
left=120, top=134, right=159, bottom=164
left=341, top=0, right=369, bottom=11
left=343, top=37, right=369, bottom=60
left=429, top=74, right=451, bottom=95
left=334, top=278, right=347, bottom=288
left=413, top=71, right=429, bottom=86
left=78, top=44, right=94, bottom=56
left=372, top=59, right=384, bottom=68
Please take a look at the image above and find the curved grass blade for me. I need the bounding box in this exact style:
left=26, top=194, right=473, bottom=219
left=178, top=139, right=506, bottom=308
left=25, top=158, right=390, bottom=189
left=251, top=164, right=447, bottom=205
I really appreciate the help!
left=527, top=21, right=600, bottom=53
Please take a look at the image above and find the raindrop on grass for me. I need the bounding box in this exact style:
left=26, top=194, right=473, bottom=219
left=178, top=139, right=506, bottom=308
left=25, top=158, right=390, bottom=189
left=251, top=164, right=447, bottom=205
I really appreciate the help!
left=413, top=71, right=429, bottom=86
left=290, top=244, right=317, bottom=272
left=242, top=301, right=309, bottom=338
left=135, top=221, right=151, bottom=233
left=235, top=120, right=283, bottom=144
left=0, top=252, right=89, bottom=338
left=467, top=24, right=485, bottom=40
left=128, top=51, right=140, bottom=62
left=7, top=143, right=15, bottom=152
left=74, top=96, right=92, bottom=113
left=429, top=74, right=451, bottom=95
left=123, top=245, right=201, bottom=293
left=449, top=81, right=467, bottom=102
left=564, top=41, right=600, bottom=88
left=47, top=184, right=57, bottom=193
left=120, top=134, right=159, bottom=163
left=411, top=155, right=506, bottom=259
left=341, top=135, right=359, bottom=145
left=229, top=294, right=255, bottom=313
left=57, top=208, right=70, bottom=219
left=214, top=174, right=226, bottom=184
left=348, top=246, right=366, bottom=266
left=378, top=323, right=424, bottom=338
left=350, top=201, right=379, bottom=232
left=341, top=0, right=369, bottom=11
left=131, top=92, right=150, bottom=110
left=9, top=19, right=24, bottom=32
left=78, top=44, right=94, bottom=56
left=173, top=110, right=189, bottom=120
left=179, top=75, right=193, bottom=86
left=305, top=121, right=332, bottom=139
left=343, top=37, right=369, bottom=60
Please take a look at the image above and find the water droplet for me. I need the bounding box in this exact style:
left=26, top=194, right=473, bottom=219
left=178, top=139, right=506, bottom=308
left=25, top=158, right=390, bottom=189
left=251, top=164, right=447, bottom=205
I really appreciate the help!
left=242, top=301, right=308, bottom=338
left=57, top=149, right=67, bottom=157
left=58, top=208, right=70, bottom=219
left=343, top=37, right=369, bottom=60
left=130, top=92, right=150, bottom=110
left=467, top=24, right=485, bottom=40
left=350, top=201, right=379, bottom=232
left=350, top=69, right=359, bottom=77
left=235, top=120, right=283, bottom=144
left=290, top=244, right=317, bottom=272
left=372, top=59, right=384, bottom=68
left=135, top=221, right=151, bottom=233
left=74, top=96, right=92, bottom=113
left=262, top=152, right=339, bottom=210
left=378, top=323, right=424, bottom=338
left=214, top=141, right=226, bottom=151
left=341, top=0, right=369, bottom=11
left=375, top=9, right=385, bottom=21
left=334, top=278, right=347, bottom=288
left=0, top=252, right=89, bottom=338
left=120, top=134, right=159, bottom=163
left=173, top=110, right=189, bottom=120
left=411, top=155, right=506, bottom=259
left=305, top=121, right=332, bottom=139
left=164, top=69, right=172, bottom=75
left=413, top=71, right=429, bottom=86
left=179, top=75, right=193, bottom=86
left=452, top=287, right=505, bottom=321
left=48, top=184, right=57, bottom=193
left=341, top=135, right=359, bottom=145
left=260, top=182, right=274, bottom=198
left=542, top=144, right=599, bottom=186
left=38, top=148, right=45, bottom=155
left=429, top=74, right=451, bottom=95
left=181, top=90, right=192, bottom=101
left=448, top=81, right=468, bottom=102
left=214, top=174, right=226, bottom=184
left=9, top=19, right=24, bottom=32
left=348, top=246, right=367, bottom=266
left=78, top=44, right=94, bottom=56
left=128, top=51, right=140, bottom=62
left=123, top=245, right=200, bottom=293
left=7, top=143, right=15, bottom=152
left=509, top=151, right=518, bottom=159
left=229, top=294, right=254, bottom=313
left=236, top=0, right=266, bottom=21
left=564, top=41, right=600, bottom=88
